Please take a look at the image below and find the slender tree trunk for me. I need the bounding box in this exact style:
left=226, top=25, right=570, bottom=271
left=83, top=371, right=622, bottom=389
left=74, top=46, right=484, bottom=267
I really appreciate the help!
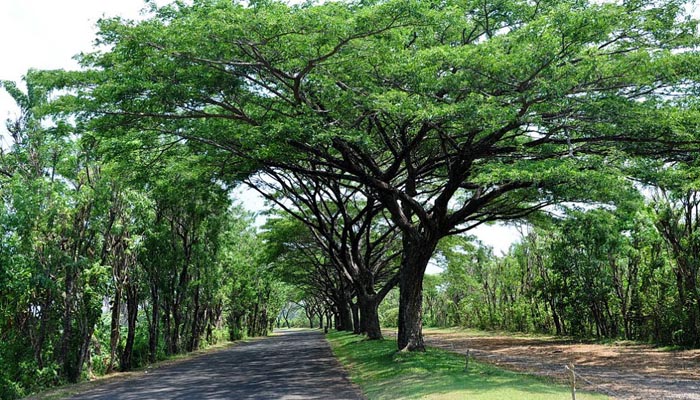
left=163, top=303, right=174, bottom=355
left=172, top=302, right=182, bottom=354
left=148, top=285, right=159, bottom=363
left=304, top=307, right=314, bottom=329
left=107, top=286, right=122, bottom=373
left=549, top=299, right=563, bottom=335
left=205, top=308, right=214, bottom=343
left=60, top=267, right=77, bottom=380
left=351, top=301, right=361, bottom=334
left=34, top=295, right=52, bottom=369
left=121, top=283, right=138, bottom=371
left=189, top=285, right=201, bottom=351
left=249, top=301, right=260, bottom=337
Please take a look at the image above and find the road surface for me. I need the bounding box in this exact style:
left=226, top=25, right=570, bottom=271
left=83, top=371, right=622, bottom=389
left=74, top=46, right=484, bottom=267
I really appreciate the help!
left=69, top=330, right=364, bottom=400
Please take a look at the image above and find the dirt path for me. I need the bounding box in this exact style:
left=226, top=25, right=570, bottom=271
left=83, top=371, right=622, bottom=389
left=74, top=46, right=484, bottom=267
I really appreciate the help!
left=62, top=330, right=364, bottom=400
left=412, top=329, right=700, bottom=400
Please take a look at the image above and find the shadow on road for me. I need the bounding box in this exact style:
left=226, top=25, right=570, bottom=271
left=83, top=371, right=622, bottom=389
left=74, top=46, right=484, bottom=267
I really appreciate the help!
left=69, top=330, right=364, bottom=400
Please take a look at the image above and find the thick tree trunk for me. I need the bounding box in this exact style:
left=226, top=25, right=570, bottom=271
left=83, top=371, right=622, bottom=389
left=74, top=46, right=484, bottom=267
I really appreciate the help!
left=358, top=294, right=382, bottom=340
left=337, top=300, right=354, bottom=332
left=397, top=240, right=434, bottom=351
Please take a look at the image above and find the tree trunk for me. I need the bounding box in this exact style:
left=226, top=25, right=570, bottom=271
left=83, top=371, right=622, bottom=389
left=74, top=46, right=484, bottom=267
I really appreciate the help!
left=351, top=301, right=361, bottom=334
left=337, top=300, right=353, bottom=332
left=148, top=285, right=159, bottom=363
left=107, top=286, right=122, bottom=373
left=358, top=294, right=382, bottom=340
left=172, top=302, right=182, bottom=354
left=188, top=285, right=201, bottom=351
left=60, top=267, right=77, bottom=381
left=121, top=283, right=138, bottom=371
left=34, top=295, right=52, bottom=369
left=163, top=299, right=175, bottom=355
left=549, top=299, right=563, bottom=335
left=397, top=239, right=434, bottom=351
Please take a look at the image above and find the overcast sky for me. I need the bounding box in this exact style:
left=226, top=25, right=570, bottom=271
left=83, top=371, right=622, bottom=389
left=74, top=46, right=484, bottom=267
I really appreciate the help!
left=0, top=0, right=522, bottom=262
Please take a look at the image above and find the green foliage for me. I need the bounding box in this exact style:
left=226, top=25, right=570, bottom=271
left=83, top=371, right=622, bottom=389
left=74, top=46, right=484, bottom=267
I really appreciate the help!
left=427, top=193, right=700, bottom=346
left=0, top=75, right=285, bottom=397
left=3, top=0, right=700, bottom=392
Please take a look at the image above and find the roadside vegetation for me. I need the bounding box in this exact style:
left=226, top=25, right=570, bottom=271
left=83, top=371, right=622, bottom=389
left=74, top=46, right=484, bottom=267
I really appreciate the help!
left=327, top=331, right=607, bottom=400
left=2, top=0, right=700, bottom=397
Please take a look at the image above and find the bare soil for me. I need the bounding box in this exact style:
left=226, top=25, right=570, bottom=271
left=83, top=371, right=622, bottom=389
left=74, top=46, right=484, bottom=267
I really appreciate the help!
left=413, top=328, right=700, bottom=400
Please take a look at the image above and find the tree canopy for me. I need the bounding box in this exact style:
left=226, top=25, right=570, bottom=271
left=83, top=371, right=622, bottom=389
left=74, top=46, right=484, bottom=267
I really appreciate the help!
left=15, top=0, right=700, bottom=355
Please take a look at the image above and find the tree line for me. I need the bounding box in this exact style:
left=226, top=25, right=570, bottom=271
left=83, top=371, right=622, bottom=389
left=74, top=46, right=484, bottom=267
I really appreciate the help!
left=394, top=184, right=700, bottom=345
left=0, top=79, right=286, bottom=398
left=2, top=0, right=700, bottom=395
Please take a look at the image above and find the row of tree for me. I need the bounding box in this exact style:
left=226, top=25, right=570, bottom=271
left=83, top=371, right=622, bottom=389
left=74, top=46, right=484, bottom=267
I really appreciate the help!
left=0, top=78, right=285, bottom=399
left=3, top=0, right=700, bottom=384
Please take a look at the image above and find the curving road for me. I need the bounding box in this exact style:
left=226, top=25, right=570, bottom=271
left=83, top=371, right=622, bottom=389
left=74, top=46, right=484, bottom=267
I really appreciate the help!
left=68, top=330, right=364, bottom=400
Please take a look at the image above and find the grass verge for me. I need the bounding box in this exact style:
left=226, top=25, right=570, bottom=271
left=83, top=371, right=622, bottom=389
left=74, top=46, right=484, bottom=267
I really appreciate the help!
left=327, top=331, right=609, bottom=400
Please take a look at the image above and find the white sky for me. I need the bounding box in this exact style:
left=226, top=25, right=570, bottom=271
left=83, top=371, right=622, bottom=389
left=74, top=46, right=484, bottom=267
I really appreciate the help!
left=0, top=0, right=159, bottom=143
left=0, top=0, right=522, bottom=266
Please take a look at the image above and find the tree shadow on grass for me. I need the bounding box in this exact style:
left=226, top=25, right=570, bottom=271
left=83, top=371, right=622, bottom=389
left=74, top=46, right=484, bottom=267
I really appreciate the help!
left=328, top=331, right=608, bottom=400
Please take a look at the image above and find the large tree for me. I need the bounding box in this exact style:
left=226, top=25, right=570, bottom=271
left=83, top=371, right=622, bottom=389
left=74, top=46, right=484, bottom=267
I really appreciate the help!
left=48, top=0, right=700, bottom=350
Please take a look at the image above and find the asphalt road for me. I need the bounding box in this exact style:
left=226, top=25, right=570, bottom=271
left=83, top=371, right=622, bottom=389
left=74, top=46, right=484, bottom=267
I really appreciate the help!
left=68, top=330, right=365, bottom=400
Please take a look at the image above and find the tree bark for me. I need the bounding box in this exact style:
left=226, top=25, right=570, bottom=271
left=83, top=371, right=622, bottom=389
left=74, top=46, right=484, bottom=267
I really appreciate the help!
left=358, top=294, right=382, bottom=340
left=337, top=299, right=354, bottom=332
left=60, top=266, right=77, bottom=381
left=107, top=286, right=122, bottom=373
left=351, top=301, right=361, bottom=334
left=148, top=285, right=159, bottom=363
left=397, top=239, right=435, bottom=351
left=121, top=282, right=138, bottom=371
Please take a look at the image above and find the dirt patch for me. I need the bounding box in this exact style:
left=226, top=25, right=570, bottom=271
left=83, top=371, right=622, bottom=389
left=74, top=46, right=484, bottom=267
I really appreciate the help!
left=394, top=329, right=700, bottom=400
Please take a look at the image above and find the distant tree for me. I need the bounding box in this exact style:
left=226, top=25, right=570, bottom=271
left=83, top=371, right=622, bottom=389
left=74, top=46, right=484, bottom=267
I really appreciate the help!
left=251, top=166, right=400, bottom=338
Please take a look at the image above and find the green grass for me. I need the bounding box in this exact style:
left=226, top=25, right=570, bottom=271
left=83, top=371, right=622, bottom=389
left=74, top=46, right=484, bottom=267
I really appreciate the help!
left=327, top=331, right=609, bottom=400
